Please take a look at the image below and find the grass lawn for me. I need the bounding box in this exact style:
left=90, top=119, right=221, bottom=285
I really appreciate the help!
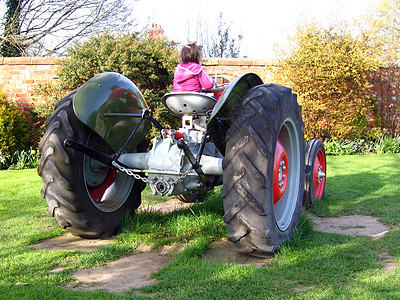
left=0, top=154, right=399, bottom=299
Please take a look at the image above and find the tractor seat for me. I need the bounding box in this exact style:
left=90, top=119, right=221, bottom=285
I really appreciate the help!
left=162, top=92, right=217, bottom=117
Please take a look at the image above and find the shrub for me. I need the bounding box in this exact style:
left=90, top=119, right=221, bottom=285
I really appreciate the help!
left=30, top=83, right=67, bottom=149
left=58, top=32, right=179, bottom=140
left=373, top=134, right=400, bottom=154
left=272, top=22, right=380, bottom=140
left=0, top=91, right=30, bottom=160
left=32, top=83, right=67, bottom=120
left=8, top=148, right=40, bottom=170
left=0, top=148, right=40, bottom=170
left=324, top=134, right=400, bottom=155
left=32, top=32, right=180, bottom=143
left=0, top=151, right=11, bottom=169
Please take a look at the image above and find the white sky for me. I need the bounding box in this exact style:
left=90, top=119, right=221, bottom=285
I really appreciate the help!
left=0, top=0, right=381, bottom=58
left=131, top=0, right=381, bottom=58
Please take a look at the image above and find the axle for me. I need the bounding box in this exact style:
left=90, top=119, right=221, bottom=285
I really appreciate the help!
left=117, top=152, right=223, bottom=176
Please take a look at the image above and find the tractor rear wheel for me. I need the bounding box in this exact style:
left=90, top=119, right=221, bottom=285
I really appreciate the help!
left=38, top=90, right=144, bottom=238
left=304, top=139, right=326, bottom=206
left=222, top=84, right=305, bottom=255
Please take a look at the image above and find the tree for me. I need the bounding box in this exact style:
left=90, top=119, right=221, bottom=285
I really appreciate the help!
left=1, top=0, right=24, bottom=56
left=363, top=0, right=400, bottom=65
left=0, top=0, right=136, bottom=56
left=272, top=22, right=380, bottom=140
left=185, top=12, right=242, bottom=58
left=208, top=13, right=242, bottom=58
left=361, top=0, right=400, bottom=136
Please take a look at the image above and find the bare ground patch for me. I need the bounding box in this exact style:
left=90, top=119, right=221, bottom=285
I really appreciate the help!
left=201, top=239, right=272, bottom=265
left=310, top=214, right=390, bottom=239
left=32, top=202, right=395, bottom=293
left=31, top=233, right=116, bottom=253
left=68, top=252, right=172, bottom=293
left=139, top=198, right=194, bottom=214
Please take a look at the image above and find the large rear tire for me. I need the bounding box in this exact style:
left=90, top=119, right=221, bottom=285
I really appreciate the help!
left=38, top=90, right=144, bottom=238
left=222, top=84, right=305, bottom=255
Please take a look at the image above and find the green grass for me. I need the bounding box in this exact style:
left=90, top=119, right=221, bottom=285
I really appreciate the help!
left=313, top=154, right=400, bottom=226
left=141, top=186, right=170, bottom=206
left=1, top=154, right=399, bottom=299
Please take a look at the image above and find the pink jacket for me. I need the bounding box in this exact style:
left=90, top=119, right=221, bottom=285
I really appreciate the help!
left=172, top=62, right=215, bottom=93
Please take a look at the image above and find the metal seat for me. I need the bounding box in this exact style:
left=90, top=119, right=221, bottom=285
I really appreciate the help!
left=162, top=92, right=217, bottom=116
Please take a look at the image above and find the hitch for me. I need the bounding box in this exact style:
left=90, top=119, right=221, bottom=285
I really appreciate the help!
left=114, top=109, right=163, bottom=161
left=176, top=139, right=207, bottom=185
left=63, top=139, right=114, bottom=167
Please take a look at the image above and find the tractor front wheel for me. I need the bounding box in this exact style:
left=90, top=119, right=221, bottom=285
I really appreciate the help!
left=222, top=84, right=305, bottom=255
left=304, top=139, right=326, bottom=206
left=38, top=90, right=144, bottom=238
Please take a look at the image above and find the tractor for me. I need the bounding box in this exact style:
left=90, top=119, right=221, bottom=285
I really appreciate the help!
left=38, top=72, right=326, bottom=256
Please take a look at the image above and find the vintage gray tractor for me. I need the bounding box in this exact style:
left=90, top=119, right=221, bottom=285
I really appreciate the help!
left=38, top=72, right=326, bottom=255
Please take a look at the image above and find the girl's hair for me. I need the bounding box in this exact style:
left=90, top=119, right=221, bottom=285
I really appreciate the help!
left=178, top=42, right=203, bottom=64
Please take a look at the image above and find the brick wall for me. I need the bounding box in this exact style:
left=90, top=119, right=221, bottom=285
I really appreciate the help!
left=203, top=57, right=276, bottom=83
left=0, top=57, right=61, bottom=114
left=369, top=68, right=400, bottom=135
left=0, top=56, right=276, bottom=114
left=0, top=56, right=398, bottom=134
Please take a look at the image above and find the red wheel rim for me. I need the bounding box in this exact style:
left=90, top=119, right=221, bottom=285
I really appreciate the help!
left=88, top=169, right=117, bottom=203
left=313, top=148, right=326, bottom=200
left=273, top=139, right=289, bottom=206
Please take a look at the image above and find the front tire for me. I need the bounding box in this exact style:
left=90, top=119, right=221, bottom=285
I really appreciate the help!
left=222, top=84, right=305, bottom=255
left=304, top=139, right=326, bottom=206
left=38, top=90, right=144, bottom=238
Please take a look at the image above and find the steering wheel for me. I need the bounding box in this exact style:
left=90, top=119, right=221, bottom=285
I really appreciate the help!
left=201, top=86, right=227, bottom=93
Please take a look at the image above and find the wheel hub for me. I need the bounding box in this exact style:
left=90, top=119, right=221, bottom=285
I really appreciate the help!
left=273, top=139, right=289, bottom=206
left=85, top=157, right=108, bottom=187
left=88, top=169, right=117, bottom=203
left=318, top=167, right=326, bottom=183
left=313, top=148, right=326, bottom=199
left=83, top=134, right=135, bottom=212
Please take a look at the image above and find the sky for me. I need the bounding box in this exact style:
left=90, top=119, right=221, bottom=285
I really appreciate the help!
left=130, top=0, right=382, bottom=59
left=0, top=0, right=381, bottom=58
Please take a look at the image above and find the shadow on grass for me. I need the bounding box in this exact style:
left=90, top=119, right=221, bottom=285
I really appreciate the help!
left=119, top=188, right=227, bottom=250
left=312, top=171, right=384, bottom=215
left=119, top=186, right=399, bottom=299
left=319, top=155, right=400, bottom=226
left=115, top=162, right=400, bottom=299
left=140, top=210, right=400, bottom=299
left=141, top=227, right=399, bottom=299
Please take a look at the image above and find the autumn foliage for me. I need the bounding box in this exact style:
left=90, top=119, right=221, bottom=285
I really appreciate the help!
left=272, top=23, right=380, bottom=140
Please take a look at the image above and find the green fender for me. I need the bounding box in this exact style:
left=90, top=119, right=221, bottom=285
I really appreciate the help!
left=73, top=72, right=152, bottom=153
left=207, top=73, right=263, bottom=156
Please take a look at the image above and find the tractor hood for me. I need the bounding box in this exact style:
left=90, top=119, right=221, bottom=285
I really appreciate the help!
left=73, top=72, right=151, bottom=152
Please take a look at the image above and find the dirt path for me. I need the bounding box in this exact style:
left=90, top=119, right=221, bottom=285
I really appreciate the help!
left=69, top=252, right=171, bottom=293
left=310, top=214, right=390, bottom=240
left=32, top=199, right=393, bottom=294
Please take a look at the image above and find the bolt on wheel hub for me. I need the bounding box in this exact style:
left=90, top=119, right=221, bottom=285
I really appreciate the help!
left=313, top=148, right=326, bottom=199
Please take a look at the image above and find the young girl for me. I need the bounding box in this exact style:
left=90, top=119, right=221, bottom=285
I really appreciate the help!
left=172, top=42, right=215, bottom=93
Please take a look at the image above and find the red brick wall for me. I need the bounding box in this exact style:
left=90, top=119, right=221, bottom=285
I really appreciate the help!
left=1, top=56, right=398, bottom=134
left=203, top=58, right=276, bottom=83
left=0, top=57, right=61, bottom=114
left=369, top=67, right=400, bottom=135
left=0, top=56, right=276, bottom=114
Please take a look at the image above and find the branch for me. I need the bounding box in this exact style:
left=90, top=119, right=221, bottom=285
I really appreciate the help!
left=3, top=0, right=135, bottom=55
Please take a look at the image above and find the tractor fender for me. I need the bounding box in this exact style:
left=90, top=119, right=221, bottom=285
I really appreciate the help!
left=73, top=72, right=152, bottom=152
left=207, top=73, right=263, bottom=156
